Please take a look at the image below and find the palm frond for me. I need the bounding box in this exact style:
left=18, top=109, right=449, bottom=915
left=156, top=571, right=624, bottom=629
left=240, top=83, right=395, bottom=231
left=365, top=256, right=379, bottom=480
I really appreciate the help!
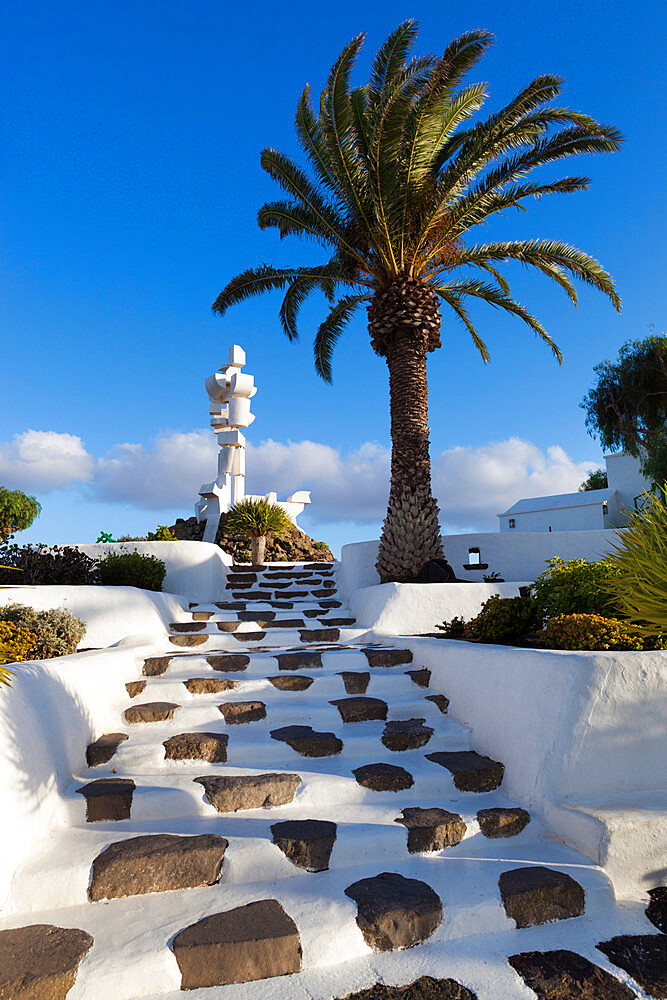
left=434, top=287, right=491, bottom=361
left=435, top=279, right=563, bottom=362
left=212, top=264, right=298, bottom=315
left=455, top=239, right=621, bottom=310
left=314, top=294, right=369, bottom=382
left=368, top=19, right=420, bottom=106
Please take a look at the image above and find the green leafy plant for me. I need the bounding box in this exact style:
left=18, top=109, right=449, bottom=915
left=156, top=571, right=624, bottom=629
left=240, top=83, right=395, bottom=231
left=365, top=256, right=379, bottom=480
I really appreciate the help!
left=97, top=551, right=166, bottom=591
left=541, top=613, right=644, bottom=651
left=148, top=525, right=177, bottom=541
left=0, top=488, right=41, bottom=541
left=461, top=595, right=541, bottom=645
left=531, top=557, right=621, bottom=620
left=213, top=21, right=622, bottom=584
left=605, top=486, right=667, bottom=637
left=224, top=499, right=293, bottom=565
left=582, top=335, right=667, bottom=484
left=436, top=616, right=467, bottom=638
left=0, top=544, right=99, bottom=585
left=579, top=468, right=608, bottom=491
left=313, top=541, right=331, bottom=552
left=0, top=604, right=86, bottom=659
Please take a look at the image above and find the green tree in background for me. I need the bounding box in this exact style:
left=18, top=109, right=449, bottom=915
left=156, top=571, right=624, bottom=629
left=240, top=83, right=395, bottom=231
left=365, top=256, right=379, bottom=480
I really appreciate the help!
left=0, top=488, right=41, bottom=542
left=578, top=468, right=608, bottom=491
left=582, top=335, right=667, bottom=486
left=214, top=21, right=622, bottom=581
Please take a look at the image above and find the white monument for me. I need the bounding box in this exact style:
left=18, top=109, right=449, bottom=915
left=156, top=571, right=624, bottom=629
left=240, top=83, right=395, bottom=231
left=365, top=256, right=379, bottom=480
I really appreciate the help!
left=195, top=345, right=311, bottom=543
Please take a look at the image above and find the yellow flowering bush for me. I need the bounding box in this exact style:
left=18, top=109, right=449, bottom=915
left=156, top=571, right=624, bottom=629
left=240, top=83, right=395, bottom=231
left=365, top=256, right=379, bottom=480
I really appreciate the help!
left=541, top=613, right=644, bottom=651
left=0, top=621, right=36, bottom=679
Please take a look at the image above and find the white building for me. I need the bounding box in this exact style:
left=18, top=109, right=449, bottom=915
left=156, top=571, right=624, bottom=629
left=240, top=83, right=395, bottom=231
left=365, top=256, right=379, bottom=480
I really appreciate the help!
left=498, top=452, right=652, bottom=533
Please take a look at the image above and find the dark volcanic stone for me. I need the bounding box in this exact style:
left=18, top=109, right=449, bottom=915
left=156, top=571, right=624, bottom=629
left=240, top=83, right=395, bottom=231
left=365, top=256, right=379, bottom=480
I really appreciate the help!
left=124, top=701, right=180, bottom=724
left=499, top=866, right=585, bottom=927
left=195, top=773, right=301, bottom=812
left=172, top=898, right=302, bottom=988
left=339, top=671, right=371, bottom=694
left=395, top=808, right=466, bottom=853
left=163, top=732, right=229, bottom=762
left=215, top=601, right=246, bottom=610
left=143, top=655, right=173, bottom=676
left=344, top=872, right=442, bottom=951
left=89, top=833, right=227, bottom=901
left=334, top=976, right=477, bottom=999
left=125, top=680, right=146, bottom=698
left=382, top=719, right=434, bottom=751
left=299, top=627, right=340, bottom=642
left=170, top=635, right=208, bottom=647
left=232, top=591, right=273, bottom=600
left=218, top=701, right=266, bottom=724
left=330, top=697, right=388, bottom=722
left=277, top=650, right=323, bottom=671
left=0, top=923, right=94, bottom=1000
left=86, top=732, right=128, bottom=767
left=183, top=677, right=237, bottom=694
left=76, top=778, right=135, bottom=822
left=265, top=618, right=305, bottom=628
left=268, top=675, right=314, bottom=691
left=425, top=694, right=449, bottom=714
left=509, top=949, right=637, bottom=999
left=597, top=934, right=667, bottom=998
left=232, top=630, right=266, bottom=641
left=171, top=621, right=206, bottom=632
left=477, top=807, right=530, bottom=839
left=271, top=725, right=343, bottom=757
left=353, top=763, right=414, bottom=792
left=192, top=611, right=213, bottom=621
left=304, top=608, right=327, bottom=617
left=216, top=621, right=242, bottom=632
left=646, top=886, right=667, bottom=934
left=363, top=647, right=413, bottom=668
left=323, top=617, right=356, bottom=626
left=425, top=750, right=504, bottom=791
left=405, top=669, right=431, bottom=688
left=271, top=819, right=337, bottom=871
left=207, top=653, right=250, bottom=671
left=320, top=600, right=342, bottom=608
left=238, top=609, right=274, bottom=621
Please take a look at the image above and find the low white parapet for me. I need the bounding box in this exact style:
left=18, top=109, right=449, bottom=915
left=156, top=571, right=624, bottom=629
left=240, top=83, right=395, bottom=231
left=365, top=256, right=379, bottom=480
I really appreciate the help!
left=349, top=581, right=529, bottom=634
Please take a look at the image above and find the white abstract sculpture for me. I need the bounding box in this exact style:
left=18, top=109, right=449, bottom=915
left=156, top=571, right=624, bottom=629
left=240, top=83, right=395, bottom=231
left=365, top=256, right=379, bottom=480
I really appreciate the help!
left=196, top=346, right=311, bottom=543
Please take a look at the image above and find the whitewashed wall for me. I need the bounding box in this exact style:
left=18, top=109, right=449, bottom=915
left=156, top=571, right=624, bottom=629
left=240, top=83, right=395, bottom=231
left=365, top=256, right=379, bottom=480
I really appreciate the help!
left=75, top=540, right=231, bottom=603
left=350, top=582, right=529, bottom=633
left=340, top=528, right=623, bottom=593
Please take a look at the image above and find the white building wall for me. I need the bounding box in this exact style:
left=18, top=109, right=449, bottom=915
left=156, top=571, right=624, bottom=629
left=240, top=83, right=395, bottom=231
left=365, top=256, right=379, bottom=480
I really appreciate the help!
left=605, top=451, right=653, bottom=514
left=498, top=502, right=606, bottom=533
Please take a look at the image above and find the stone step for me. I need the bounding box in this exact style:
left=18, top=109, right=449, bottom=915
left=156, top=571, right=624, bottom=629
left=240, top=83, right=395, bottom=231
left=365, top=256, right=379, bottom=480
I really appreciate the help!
left=2, top=845, right=617, bottom=998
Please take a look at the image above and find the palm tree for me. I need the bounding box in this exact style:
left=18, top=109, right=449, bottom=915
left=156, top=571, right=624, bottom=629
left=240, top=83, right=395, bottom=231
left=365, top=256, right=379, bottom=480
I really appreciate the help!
left=224, top=498, right=293, bottom=566
left=212, top=22, right=622, bottom=582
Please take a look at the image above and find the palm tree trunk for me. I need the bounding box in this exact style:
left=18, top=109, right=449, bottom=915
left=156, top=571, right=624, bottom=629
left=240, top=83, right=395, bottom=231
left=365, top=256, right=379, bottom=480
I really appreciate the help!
left=251, top=534, right=266, bottom=566
left=376, top=325, right=444, bottom=582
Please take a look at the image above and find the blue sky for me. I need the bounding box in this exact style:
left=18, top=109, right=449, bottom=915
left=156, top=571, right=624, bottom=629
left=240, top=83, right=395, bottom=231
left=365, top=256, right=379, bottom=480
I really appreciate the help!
left=2, top=0, right=665, bottom=554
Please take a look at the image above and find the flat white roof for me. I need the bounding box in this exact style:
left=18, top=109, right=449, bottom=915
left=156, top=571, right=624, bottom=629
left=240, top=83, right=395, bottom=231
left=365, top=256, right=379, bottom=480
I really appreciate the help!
left=498, top=488, right=616, bottom=517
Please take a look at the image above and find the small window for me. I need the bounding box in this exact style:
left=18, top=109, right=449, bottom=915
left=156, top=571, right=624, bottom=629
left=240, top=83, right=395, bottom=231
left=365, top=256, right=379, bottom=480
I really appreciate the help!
left=468, top=547, right=481, bottom=565
left=508, top=518, right=516, bottom=529
left=602, top=501, right=608, bottom=515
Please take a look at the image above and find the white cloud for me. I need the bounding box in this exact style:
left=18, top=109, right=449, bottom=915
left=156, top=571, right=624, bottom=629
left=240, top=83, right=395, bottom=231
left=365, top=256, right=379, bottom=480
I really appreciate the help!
left=0, top=426, right=601, bottom=530
left=0, top=430, right=94, bottom=491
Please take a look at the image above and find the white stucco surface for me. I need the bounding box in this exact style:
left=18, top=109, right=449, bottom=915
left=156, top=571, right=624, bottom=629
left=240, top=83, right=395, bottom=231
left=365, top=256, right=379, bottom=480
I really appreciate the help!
left=350, top=582, right=529, bottom=633
left=360, top=631, right=667, bottom=897
left=0, top=638, right=159, bottom=909
left=340, top=529, right=624, bottom=590
left=0, top=586, right=189, bottom=648
left=75, top=540, right=231, bottom=602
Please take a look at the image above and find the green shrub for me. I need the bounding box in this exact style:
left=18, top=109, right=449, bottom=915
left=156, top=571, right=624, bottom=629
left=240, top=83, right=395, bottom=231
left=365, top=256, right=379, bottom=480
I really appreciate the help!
left=531, top=557, right=621, bottom=620
left=0, top=543, right=99, bottom=585
left=97, top=550, right=166, bottom=591
left=605, top=486, right=667, bottom=637
left=148, top=525, right=176, bottom=541
left=313, top=541, right=331, bottom=552
left=462, top=595, right=541, bottom=645
left=541, top=613, right=644, bottom=651
left=224, top=499, right=292, bottom=565
left=0, top=604, right=86, bottom=658
left=436, top=616, right=467, bottom=638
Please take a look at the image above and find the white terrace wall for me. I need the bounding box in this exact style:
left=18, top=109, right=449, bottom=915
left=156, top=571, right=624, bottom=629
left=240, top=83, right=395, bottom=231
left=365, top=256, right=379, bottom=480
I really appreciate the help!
left=339, top=528, right=623, bottom=594
left=75, top=540, right=232, bottom=604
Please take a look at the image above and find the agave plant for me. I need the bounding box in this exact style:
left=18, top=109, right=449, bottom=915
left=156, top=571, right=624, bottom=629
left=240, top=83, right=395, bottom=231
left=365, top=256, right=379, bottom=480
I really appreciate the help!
left=607, top=487, right=667, bottom=637
left=213, top=21, right=622, bottom=582
left=224, top=498, right=293, bottom=565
